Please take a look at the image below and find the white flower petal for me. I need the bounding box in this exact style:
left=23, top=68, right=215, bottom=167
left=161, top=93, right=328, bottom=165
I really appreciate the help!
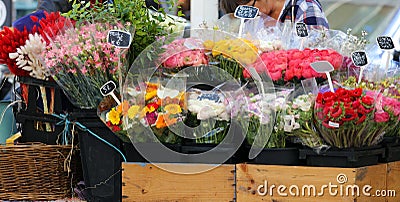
left=9, top=52, right=19, bottom=59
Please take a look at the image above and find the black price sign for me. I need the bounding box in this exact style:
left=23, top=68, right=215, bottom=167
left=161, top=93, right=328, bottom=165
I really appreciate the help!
left=100, top=81, right=117, bottom=96
left=295, top=22, right=308, bottom=37
left=234, top=5, right=259, bottom=19
left=377, top=36, right=395, bottom=50
left=107, top=30, right=132, bottom=48
left=351, top=51, right=368, bottom=67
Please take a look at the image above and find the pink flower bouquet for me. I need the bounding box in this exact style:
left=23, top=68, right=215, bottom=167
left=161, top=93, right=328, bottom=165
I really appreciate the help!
left=43, top=22, right=128, bottom=109
left=244, top=48, right=343, bottom=84
left=366, top=91, right=400, bottom=138
left=160, top=38, right=208, bottom=70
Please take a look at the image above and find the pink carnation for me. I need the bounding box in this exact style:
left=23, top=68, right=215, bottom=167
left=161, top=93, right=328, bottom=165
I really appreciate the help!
left=374, top=111, right=390, bottom=123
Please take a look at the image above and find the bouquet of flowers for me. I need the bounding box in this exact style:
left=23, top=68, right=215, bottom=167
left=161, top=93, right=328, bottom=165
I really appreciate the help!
left=43, top=21, right=130, bottom=109
left=238, top=87, right=292, bottom=149
left=103, top=81, right=186, bottom=144
left=244, top=48, right=343, bottom=84
left=366, top=91, right=400, bottom=138
left=203, top=38, right=259, bottom=80
left=341, top=76, right=400, bottom=138
left=159, top=38, right=208, bottom=70
left=284, top=92, right=323, bottom=148
left=186, top=89, right=230, bottom=144
left=314, top=87, right=379, bottom=148
left=0, top=11, right=69, bottom=132
left=238, top=92, right=274, bottom=148
left=342, top=76, right=400, bottom=99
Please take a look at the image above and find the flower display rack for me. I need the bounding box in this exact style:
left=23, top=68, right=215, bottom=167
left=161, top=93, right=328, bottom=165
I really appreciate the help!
left=299, top=146, right=386, bottom=168
left=236, top=163, right=388, bottom=202
left=123, top=142, right=181, bottom=163
left=379, top=137, right=400, bottom=163
left=16, top=76, right=77, bottom=144
left=122, top=163, right=235, bottom=201
left=247, top=147, right=305, bottom=166
left=121, top=162, right=399, bottom=201
left=69, top=110, right=123, bottom=202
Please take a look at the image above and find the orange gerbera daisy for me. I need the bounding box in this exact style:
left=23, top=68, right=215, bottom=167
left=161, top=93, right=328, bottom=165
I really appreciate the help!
left=145, top=82, right=159, bottom=101
left=155, top=113, right=178, bottom=129
left=117, top=100, right=130, bottom=116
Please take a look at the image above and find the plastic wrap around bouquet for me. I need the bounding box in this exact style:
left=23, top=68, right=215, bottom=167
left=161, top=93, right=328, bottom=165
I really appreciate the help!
left=342, top=76, right=400, bottom=138
left=242, top=86, right=292, bottom=149
left=43, top=20, right=134, bottom=109
left=245, top=48, right=343, bottom=84
left=116, top=29, right=276, bottom=158
left=283, top=88, right=323, bottom=148
left=314, top=86, right=383, bottom=148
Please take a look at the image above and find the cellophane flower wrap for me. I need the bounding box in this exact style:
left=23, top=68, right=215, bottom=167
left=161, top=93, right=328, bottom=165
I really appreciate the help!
left=265, top=87, right=295, bottom=148
left=284, top=91, right=324, bottom=148
left=245, top=48, right=343, bottom=84
left=239, top=86, right=292, bottom=149
left=186, top=88, right=231, bottom=144
left=366, top=91, right=400, bottom=138
left=105, top=79, right=187, bottom=144
left=314, top=87, right=379, bottom=148
left=342, top=76, right=400, bottom=138
left=203, top=37, right=259, bottom=81
left=43, top=21, right=128, bottom=109
left=238, top=91, right=274, bottom=148
left=159, top=37, right=208, bottom=71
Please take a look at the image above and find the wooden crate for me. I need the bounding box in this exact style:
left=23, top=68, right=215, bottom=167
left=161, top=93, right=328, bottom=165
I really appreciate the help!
left=122, top=163, right=235, bottom=202
left=387, top=161, right=400, bottom=202
left=236, top=163, right=388, bottom=202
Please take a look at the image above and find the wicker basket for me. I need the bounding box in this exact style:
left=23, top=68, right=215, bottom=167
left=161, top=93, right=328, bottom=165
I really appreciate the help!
left=0, top=143, right=73, bottom=201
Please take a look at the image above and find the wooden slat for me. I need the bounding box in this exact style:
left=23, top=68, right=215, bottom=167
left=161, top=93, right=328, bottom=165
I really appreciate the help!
left=387, top=161, right=400, bottom=202
left=236, top=163, right=387, bottom=202
left=355, top=164, right=387, bottom=202
left=122, top=163, right=235, bottom=202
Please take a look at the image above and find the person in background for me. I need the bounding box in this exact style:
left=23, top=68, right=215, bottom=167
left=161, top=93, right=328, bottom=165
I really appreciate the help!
left=219, top=0, right=329, bottom=29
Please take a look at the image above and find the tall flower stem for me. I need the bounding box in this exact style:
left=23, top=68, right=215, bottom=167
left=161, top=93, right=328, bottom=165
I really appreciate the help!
left=40, top=86, right=52, bottom=132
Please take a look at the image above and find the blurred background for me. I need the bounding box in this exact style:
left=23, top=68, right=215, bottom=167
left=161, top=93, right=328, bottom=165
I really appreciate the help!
left=1, top=0, right=399, bottom=47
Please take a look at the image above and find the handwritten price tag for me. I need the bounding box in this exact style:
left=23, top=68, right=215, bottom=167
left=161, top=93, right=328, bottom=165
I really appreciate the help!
left=100, top=81, right=116, bottom=96
left=100, top=81, right=121, bottom=105
left=107, top=30, right=132, bottom=48
left=234, top=5, right=259, bottom=19
left=377, top=36, right=395, bottom=50
left=295, top=22, right=308, bottom=37
left=351, top=51, right=368, bottom=67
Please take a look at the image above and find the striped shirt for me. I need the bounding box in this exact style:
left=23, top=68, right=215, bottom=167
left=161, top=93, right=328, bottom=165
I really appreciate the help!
left=278, top=0, right=329, bottom=29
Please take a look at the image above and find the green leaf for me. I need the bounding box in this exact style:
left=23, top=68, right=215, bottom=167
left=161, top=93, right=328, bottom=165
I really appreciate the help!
left=177, top=10, right=184, bottom=17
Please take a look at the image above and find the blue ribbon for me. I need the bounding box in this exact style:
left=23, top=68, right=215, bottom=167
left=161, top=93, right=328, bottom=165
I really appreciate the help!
left=52, top=114, right=127, bottom=162
left=53, top=113, right=72, bottom=145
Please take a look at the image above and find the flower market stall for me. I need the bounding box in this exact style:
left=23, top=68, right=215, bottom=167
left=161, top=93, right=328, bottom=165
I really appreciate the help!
left=0, top=0, right=399, bottom=201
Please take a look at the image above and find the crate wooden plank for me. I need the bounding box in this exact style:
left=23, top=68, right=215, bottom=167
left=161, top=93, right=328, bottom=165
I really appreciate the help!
left=236, top=163, right=387, bottom=202
left=122, top=163, right=235, bottom=202
left=387, top=161, right=400, bottom=202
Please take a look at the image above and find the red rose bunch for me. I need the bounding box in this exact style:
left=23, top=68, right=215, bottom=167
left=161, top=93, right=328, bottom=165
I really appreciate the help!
left=243, top=48, right=342, bottom=83
left=314, top=87, right=378, bottom=148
